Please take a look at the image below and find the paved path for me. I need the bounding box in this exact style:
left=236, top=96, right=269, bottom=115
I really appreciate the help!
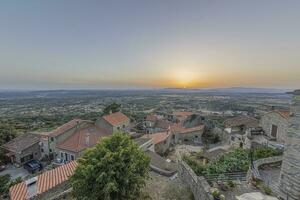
left=0, top=164, right=29, bottom=180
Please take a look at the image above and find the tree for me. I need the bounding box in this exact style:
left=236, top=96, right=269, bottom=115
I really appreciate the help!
left=103, top=103, right=121, bottom=115
left=0, top=124, right=17, bottom=164
left=71, top=133, right=150, bottom=200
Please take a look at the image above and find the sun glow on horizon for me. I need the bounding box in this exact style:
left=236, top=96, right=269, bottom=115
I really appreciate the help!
left=168, top=69, right=202, bottom=88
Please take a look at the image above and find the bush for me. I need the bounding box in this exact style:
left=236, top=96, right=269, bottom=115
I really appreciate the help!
left=184, top=147, right=282, bottom=177
left=262, top=185, right=272, bottom=195
left=226, top=180, right=235, bottom=188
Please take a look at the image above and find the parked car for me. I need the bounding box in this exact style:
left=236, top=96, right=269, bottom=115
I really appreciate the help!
left=24, top=160, right=43, bottom=173
left=0, top=165, right=6, bottom=172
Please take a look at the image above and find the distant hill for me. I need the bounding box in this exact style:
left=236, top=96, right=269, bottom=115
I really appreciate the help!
left=163, top=87, right=291, bottom=94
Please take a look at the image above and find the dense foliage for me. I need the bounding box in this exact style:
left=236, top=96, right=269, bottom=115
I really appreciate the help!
left=0, top=124, right=18, bottom=163
left=0, top=175, right=22, bottom=198
left=184, top=147, right=282, bottom=176
left=71, top=133, right=150, bottom=200
left=103, top=103, right=121, bottom=115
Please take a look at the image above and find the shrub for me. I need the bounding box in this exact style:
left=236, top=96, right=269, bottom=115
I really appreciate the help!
left=226, top=180, right=235, bottom=188
left=262, top=184, right=272, bottom=195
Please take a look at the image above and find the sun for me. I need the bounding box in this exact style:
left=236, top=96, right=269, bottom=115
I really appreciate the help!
left=172, top=69, right=196, bottom=88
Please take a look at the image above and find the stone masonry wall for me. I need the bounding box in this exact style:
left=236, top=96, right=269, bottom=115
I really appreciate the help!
left=279, top=90, right=300, bottom=200
left=178, top=161, right=213, bottom=200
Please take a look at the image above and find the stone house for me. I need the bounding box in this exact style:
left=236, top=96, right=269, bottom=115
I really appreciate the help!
left=35, top=112, right=130, bottom=162
left=145, top=114, right=158, bottom=128
left=55, top=123, right=111, bottom=161
left=260, top=110, right=289, bottom=143
left=223, top=115, right=259, bottom=148
left=142, top=131, right=171, bottom=155
left=1, top=133, right=41, bottom=166
left=47, top=119, right=92, bottom=158
left=171, top=124, right=205, bottom=144
left=95, top=112, right=130, bottom=133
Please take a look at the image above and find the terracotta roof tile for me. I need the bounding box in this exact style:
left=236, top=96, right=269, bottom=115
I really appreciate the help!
left=275, top=110, right=290, bottom=119
left=171, top=124, right=204, bottom=134
left=49, top=119, right=84, bottom=137
left=146, top=114, right=158, bottom=122
left=56, top=124, right=111, bottom=153
left=9, top=161, right=78, bottom=200
left=142, top=131, right=170, bottom=144
left=102, top=112, right=130, bottom=126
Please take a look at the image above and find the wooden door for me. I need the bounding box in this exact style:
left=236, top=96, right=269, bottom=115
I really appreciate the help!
left=271, top=125, right=278, bottom=138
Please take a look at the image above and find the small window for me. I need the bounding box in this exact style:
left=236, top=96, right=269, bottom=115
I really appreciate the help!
left=71, top=155, right=75, bottom=161
left=49, top=149, right=52, bottom=153
left=195, top=135, right=198, bottom=138
left=51, top=137, right=54, bottom=142
left=41, top=148, right=44, bottom=153
left=61, top=152, right=63, bottom=158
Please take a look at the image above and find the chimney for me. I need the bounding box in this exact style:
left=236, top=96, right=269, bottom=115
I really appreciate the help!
left=85, top=133, right=90, bottom=146
left=26, top=177, right=38, bottom=198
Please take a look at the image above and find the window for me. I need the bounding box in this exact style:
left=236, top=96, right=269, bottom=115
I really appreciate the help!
left=71, top=155, right=75, bottom=161
left=195, top=135, right=198, bottom=138
left=50, top=137, right=54, bottom=142
left=123, top=124, right=125, bottom=128
left=41, top=148, right=44, bottom=153
left=65, top=153, right=69, bottom=161
left=61, top=152, right=63, bottom=158
left=49, top=149, right=52, bottom=153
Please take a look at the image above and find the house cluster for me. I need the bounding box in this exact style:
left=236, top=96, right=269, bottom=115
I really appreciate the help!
left=142, top=111, right=205, bottom=155
left=224, top=108, right=290, bottom=150
left=1, top=112, right=130, bottom=166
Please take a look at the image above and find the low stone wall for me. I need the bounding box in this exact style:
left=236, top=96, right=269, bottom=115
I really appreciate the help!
left=247, top=156, right=283, bottom=181
left=178, top=161, right=213, bottom=200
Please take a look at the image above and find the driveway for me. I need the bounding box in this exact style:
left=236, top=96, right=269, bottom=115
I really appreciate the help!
left=0, top=164, right=29, bottom=180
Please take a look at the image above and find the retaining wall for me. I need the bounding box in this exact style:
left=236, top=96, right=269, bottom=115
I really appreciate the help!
left=178, top=161, right=213, bottom=200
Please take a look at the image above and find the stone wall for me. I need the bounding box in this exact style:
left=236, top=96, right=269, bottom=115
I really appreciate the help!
left=246, top=156, right=283, bottom=181
left=260, top=112, right=288, bottom=143
left=178, top=161, right=213, bottom=200
left=279, top=90, right=300, bottom=200
left=31, top=181, right=71, bottom=200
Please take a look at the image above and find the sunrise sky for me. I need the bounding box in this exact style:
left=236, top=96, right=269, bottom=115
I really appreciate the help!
left=0, top=1, right=299, bottom=90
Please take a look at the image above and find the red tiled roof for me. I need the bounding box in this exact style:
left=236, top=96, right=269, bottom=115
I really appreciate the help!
left=142, top=131, right=170, bottom=144
left=49, top=119, right=84, bottom=137
left=146, top=114, right=158, bottom=122
left=56, top=124, right=111, bottom=153
left=102, top=112, right=130, bottom=126
left=275, top=110, right=290, bottom=119
left=10, top=161, right=78, bottom=200
left=171, top=124, right=204, bottom=134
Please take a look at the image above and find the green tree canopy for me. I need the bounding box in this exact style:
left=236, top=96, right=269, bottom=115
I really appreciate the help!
left=103, top=103, right=121, bottom=115
left=71, top=133, right=150, bottom=200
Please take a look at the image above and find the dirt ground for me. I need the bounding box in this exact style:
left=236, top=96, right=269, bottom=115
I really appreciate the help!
left=144, top=171, right=193, bottom=200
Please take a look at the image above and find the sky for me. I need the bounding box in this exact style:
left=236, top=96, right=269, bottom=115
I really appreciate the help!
left=0, top=0, right=299, bottom=90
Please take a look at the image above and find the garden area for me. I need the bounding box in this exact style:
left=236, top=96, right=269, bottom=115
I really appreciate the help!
left=183, top=147, right=282, bottom=177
